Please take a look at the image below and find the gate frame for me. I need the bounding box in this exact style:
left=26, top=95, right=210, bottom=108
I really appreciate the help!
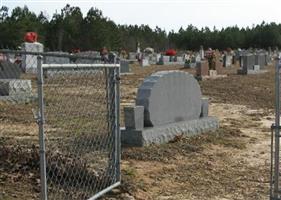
left=37, top=61, right=121, bottom=200
left=271, top=58, right=281, bottom=200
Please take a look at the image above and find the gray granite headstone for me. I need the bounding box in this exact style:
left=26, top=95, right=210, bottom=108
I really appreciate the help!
left=0, top=79, right=32, bottom=96
left=128, top=52, right=137, bottom=60
left=44, top=51, right=70, bottom=64
left=255, top=53, right=266, bottom=69
left=75, top=51, right=100, bottom=64
left=120, top=59, right=130, bottom=73
left=242, top=54, right=255, bottom=72
left=124, top=106, right=144, bottom=130
left=136, top=71, right=202, bottom=127
left=0, top=61, right=21, bottom=79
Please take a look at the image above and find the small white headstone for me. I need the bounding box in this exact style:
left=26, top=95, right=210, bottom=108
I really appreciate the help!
left=21, top=42, right=44, bottom=73
left=141, top=58, right=150, bottom=67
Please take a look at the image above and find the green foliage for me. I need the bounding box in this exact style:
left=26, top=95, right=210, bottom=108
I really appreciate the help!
left=1, top=5, right=281, bottom=51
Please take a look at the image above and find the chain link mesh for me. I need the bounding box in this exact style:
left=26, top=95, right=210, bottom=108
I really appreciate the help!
left=43, top=67, right=119, bottom=199
left=0, top=47, right=120, bottom=200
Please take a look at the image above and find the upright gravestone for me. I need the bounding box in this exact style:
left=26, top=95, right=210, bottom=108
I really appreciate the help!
left=149, top=54, right=158, bottom=65
left=265, top=52, right=271, bottom=65
left=141, top=58, right=150, bottom=67
left=0, top=61, right=34, bottom=103
left=255, top=53, right=266, bottom=69
left=128, top=52, right=137, bottom=60
left=223, top=54, right=233, bottom=67
left=195, top=54, right=201, bottom=62
left=21, top=42, right=44, bottom=73
left=156, top=54, right=162, bottom=64
left=196, top=61, right=209, bottom=77
left=122, top=71, right=219, bottom=146
left=238, top=54, right=257, bottom=74
left=136, top=71, right=202, bottom=126
left=215, top=60, right=224, bottom=75
left=44, top=51, right=70, bottom=64
left=73, top=51, right=100, bottom=64
left=120, top=59, right=130, bottom=73
left=0, top=61, right=21, bottom=79
left=243, top=54, right=255, bottom=70
left=75, top=51, right=100, bottom=64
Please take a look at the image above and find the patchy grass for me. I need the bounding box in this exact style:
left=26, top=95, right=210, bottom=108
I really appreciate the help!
left=122, top=126, right=247, bottom=163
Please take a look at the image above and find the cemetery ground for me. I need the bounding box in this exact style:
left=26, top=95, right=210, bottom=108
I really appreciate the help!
left=0, top=63, right=275, bottom=200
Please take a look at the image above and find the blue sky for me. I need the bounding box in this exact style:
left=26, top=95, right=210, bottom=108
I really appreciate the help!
left=2, top=0, right=281, bottom=31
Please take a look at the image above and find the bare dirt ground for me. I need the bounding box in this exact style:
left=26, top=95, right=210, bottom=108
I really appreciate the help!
left=0, top=63, right=275, bottom=199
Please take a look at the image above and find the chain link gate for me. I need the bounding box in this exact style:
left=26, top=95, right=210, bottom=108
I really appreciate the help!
left=271, top=58, right=281, bottom=200
left=37, top=61, right=121, bottom=200
left=0, top=48, right=121, bottom=200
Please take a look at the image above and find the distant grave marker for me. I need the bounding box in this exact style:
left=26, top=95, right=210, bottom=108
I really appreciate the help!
left=21, top=42, right=44, bottom=73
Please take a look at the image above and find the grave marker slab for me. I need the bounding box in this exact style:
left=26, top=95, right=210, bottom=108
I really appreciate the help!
left=21, top=42, right=44, bottom=73
left=196, top=61, right=209, bottom=77
left=0, top=61, right=21, bottom=79
left=124, top=106, right=144, bottom=130
left=44, top=51, right=70, bottom=64
left=122, top=70, right=219, bottom=146
left=75, top=51, right=100, bottom=64
left=141, top=58, right=150, bottom=67
left=241, top=54, right=255, bottom=72
left=0, top=79, right=31, bottom=96
left=136, top=71, right=202, bottom=127
left=120, top=59, right=130, bottom=73
left=215, top=60, right=224, bottom=75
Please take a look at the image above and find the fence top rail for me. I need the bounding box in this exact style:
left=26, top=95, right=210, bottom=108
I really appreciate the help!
left=42, top=63, right=120, bottom=70
left=0, top=49, right=102, bottom=61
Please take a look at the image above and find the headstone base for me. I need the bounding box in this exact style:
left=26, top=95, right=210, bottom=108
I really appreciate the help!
left=0, top=79, right=32, bottom=96
left=237, top=69, right=268, bottom=75
left=121, top=116, right=219, bottom=147
left=209, top=70, right=217, bottom=77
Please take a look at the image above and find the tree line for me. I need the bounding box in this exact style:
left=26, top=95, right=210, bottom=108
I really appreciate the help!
left=0, top=4, right=281, bottom=52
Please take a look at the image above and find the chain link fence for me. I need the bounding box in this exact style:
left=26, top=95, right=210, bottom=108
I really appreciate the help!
left=0, top=46, right=120, bottom=200
left=271, top=58, right=281, bottom=200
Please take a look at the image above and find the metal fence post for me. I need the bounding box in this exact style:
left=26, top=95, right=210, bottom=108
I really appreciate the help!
left=273, top=58, right=280, bottom=199
left=115, top=66, right=121, bottom=182
left=37, top=56, right=48, bottom=200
